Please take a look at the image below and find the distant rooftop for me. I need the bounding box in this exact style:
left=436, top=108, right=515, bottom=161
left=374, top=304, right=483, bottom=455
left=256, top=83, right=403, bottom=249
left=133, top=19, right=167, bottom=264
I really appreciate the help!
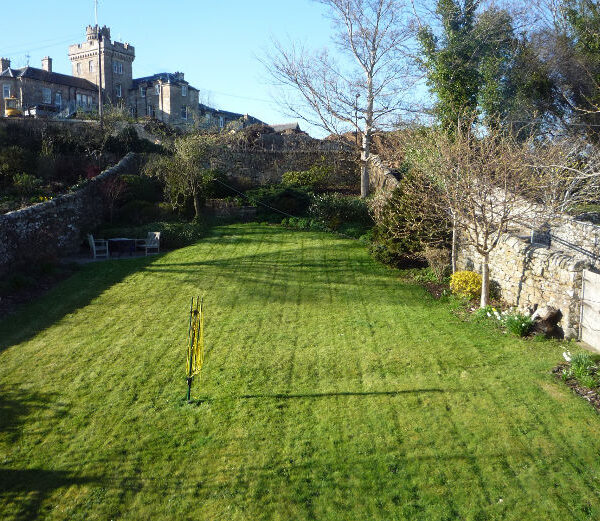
left=132, top=72, right=195, bottom=89
left=0, top=66, right=97, bottom=91
left=271, top=123, right=301, bottom=133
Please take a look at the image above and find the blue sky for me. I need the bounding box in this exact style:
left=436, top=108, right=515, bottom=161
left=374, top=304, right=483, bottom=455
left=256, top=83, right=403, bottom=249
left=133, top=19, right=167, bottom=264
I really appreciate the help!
left=0, top=0, right=339, bottom=134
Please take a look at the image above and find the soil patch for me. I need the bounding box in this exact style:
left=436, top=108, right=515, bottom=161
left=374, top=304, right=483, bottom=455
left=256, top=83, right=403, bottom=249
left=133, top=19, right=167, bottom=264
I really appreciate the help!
left=552, top=363, right=600, bottom=412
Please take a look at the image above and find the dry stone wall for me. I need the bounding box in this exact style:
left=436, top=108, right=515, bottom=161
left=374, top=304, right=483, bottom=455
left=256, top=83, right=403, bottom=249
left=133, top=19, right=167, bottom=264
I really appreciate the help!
left=367, top=154, right=401, bottom=193
left=215, top=147, right=356, bottom=186
left=0, top=153, right=135, bottom=276
left=457, top=232, right=594, bottom=338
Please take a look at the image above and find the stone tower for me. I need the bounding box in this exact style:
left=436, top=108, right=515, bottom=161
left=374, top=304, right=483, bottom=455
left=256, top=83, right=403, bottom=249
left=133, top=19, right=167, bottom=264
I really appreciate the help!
left=68, top=25, right=135, bottom=104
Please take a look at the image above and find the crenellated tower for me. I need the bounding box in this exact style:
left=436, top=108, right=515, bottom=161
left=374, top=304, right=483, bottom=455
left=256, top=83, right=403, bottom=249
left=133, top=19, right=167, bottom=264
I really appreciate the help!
left=68, top=25, right=135, bottom=104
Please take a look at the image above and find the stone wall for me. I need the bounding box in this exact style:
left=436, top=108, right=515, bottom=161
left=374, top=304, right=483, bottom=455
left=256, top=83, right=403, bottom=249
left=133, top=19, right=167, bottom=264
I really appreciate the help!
left=548, top=216, right=600, bottom=263
left=367, top=154, right=401, bottom=193
left=215, top=137, right=357, bottom=186
left=0, top=153, right=135, bottom=276
left=457, top=232, right=594, bottom=338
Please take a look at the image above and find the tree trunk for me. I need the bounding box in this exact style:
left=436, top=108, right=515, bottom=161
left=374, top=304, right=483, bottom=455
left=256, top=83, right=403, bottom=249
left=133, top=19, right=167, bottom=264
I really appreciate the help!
left=451, top=215, right=457, bottom=273
left=193, top=192, right=202, bottom=219
left=361, top=76, right=374, bottom=199
left=480, top=253, right=490, bottom=308
left=361, top=131, right=370, bottom=198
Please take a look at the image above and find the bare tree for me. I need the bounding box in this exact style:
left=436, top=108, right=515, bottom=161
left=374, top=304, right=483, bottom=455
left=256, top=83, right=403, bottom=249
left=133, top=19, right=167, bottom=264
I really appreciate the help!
left=265, top=0, right=414, bottom=197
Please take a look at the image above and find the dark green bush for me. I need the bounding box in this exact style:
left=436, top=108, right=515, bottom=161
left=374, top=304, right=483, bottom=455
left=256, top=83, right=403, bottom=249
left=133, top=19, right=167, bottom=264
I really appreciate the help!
left=309, top=193, right=372, bottom=230
left=120, top=174, right=163, bottom=203
left=282, top=162, right=332, bottom=189
left=368, top=239, right=427, bottom=269
left=101, top=221, right=207, bottom=250
left=117, top=200, right=164, bottom=225
left=245, top=186, right=312, bottom=219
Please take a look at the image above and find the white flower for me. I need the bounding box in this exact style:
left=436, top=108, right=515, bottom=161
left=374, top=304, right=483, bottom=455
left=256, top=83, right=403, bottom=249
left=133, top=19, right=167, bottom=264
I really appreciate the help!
left=487, top=312, right=491, bottom=317
left=563, top=351, right=572, bottom=362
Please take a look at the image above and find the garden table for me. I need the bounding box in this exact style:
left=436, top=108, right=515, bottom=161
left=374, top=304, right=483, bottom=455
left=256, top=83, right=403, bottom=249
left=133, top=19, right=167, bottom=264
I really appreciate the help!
left=108, top=238, right=136, bottom=257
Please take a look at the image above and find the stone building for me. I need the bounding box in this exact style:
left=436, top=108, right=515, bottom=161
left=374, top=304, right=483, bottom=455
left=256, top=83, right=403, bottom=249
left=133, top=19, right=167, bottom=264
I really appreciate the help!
left=198, top=103, right=263, bottom=130
left=68, top=25, right=134, bottom=106
left=68, top=25, right=201, bottom=126
left=1, top=24, right=262, bottom=127
left=131, top=73, right=199, bottom=125
left=0, top=57, right=98, bottom=117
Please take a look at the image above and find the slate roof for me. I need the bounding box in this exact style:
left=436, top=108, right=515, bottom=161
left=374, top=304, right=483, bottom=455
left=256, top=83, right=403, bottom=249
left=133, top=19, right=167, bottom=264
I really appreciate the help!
left=0, top=66, right=97, bottom=91
left=271, top=123, right=301, bottom=132
left=199, top=103, right=243, bottom=119
left=131, top=72, right=196, bottom=89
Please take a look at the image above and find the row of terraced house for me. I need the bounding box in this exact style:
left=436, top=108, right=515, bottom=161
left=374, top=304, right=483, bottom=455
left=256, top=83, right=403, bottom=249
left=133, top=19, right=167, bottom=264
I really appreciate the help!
left=0, top=25, right=263, bottom=129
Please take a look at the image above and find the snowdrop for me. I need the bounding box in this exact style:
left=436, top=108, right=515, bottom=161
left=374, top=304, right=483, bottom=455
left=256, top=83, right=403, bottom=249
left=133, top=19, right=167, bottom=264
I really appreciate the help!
left=563, top=350, right=572, bottom=363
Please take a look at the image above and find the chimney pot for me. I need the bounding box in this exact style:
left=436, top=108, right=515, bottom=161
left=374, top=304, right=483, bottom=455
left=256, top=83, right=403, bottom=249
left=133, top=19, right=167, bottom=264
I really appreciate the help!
left=0, top=57, right=10, bottom=71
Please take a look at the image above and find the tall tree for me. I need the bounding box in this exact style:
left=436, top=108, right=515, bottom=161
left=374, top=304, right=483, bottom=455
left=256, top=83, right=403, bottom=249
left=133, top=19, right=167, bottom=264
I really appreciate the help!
left=418, top=0, right=559, bottom=132
left=266, top=0, right=413, bottom=197
left=546, top=0, right=600, bottom=140
left=417, top=0, right=481, bottom=129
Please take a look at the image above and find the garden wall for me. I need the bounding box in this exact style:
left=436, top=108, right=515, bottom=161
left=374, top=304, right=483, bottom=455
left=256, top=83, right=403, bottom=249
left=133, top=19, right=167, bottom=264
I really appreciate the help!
left=367, top=154, right=401, bottom=193
left=456, top=232, right=594, bottom=339
left=0, top=153, right=136, bottom=276
left=215, top=147, right=357, bottom=186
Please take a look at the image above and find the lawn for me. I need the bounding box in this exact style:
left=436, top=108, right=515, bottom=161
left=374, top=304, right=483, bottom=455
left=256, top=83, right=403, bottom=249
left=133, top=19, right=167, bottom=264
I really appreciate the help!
left=1, top=223, right=599, bottom=520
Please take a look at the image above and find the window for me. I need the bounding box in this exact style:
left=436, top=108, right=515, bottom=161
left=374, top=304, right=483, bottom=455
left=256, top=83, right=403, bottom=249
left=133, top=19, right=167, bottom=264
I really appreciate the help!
left=76, top=93, right=93, bottom=107
left=2, top=84, right=10, bottom=99
left=76, top=63, right=81, bottom=75
left=113, top=61, right=123, bottom=74
left=42, top=88, right=51, bottom=104
left=55, top=92, right=62, bottom=107
left=155, top=84, right=160, bottom=95
left=140, top=86, right=146, bottom=98
left=147, top=104, right=154, bottom=117
left=181, top=84, right=187, bottom=97
left=89, top=60, right=94, bottom=73
left=115, top=84, right=122, bottom=98
left=181, top=105, right=187, bottom=120
left=219, top=116, right=224, bottom=128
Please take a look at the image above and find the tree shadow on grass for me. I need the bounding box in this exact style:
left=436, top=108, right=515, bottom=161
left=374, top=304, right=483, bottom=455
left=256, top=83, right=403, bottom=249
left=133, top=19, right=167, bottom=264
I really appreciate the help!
left=0, top=386, right=67, bottom=443
left=0, top=256, right=156, bottom=354
left=0, top=386, right=86, bottom=520
left=0, top=468, right=100, bottom=521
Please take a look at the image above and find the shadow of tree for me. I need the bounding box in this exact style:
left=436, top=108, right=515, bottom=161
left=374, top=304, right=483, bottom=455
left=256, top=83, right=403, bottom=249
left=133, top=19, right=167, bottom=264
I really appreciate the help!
left=0, top=256, right=156, bottom=353
left=0, top=386, right=67, bottom=443
left=0, top=468, right=100, bottom=521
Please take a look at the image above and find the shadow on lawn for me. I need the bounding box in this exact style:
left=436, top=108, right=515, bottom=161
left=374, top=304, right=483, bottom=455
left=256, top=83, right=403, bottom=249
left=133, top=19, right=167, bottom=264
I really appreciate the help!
left=239, top=389, right=447, bottom=400
left=0, top=386, right=88, bottom=520
left=0, top=256, right=156, bottom=353
left=0, top=386, right=69, bottom=443
left=187, top=388, right=448, bottom=406
left=141, top=246, right=393, bottom=304
left=0, top=468, right=100, bottom=521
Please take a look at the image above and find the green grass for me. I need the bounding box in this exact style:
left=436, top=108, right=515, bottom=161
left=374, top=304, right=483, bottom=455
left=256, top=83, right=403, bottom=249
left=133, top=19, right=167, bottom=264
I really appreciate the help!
left=1, top=223, right=599, bottom=520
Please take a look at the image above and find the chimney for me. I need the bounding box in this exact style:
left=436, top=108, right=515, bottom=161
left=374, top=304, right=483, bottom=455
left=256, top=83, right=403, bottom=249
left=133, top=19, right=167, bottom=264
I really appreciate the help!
left=0, top=57, right=10, bottom=71
left=42, top=57, right=52, bottom=72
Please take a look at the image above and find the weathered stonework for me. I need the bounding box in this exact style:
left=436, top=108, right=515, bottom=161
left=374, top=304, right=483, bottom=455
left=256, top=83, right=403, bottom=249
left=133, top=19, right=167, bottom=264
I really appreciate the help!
left=0, top=153, right=135, bottom=276
left=456, top=232, right=594, bottom=338
left=367, top=154, right=401, bottom=193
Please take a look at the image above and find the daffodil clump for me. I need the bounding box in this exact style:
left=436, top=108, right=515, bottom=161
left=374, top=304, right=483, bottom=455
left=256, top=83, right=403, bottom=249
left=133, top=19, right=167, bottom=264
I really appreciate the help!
left=474, top=305, right=533, bottom=337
